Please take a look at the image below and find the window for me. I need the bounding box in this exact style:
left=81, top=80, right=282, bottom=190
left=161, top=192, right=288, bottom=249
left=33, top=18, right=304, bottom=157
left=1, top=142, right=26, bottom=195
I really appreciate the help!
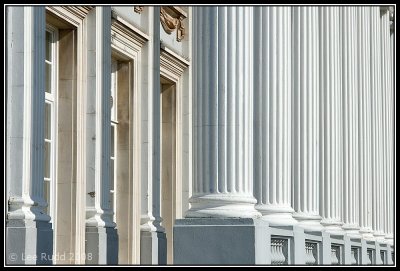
left=109, top=51, right=136, bottom=263
left=44, top=25, right=58, bottom=220
left=110, top=58, right=118, bottom=222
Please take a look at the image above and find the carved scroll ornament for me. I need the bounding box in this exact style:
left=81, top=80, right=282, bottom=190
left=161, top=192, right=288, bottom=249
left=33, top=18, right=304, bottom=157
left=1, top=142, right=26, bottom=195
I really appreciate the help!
left=160, top=7, right=185, bottom=42
left=134, top=6, right=144, bottom=14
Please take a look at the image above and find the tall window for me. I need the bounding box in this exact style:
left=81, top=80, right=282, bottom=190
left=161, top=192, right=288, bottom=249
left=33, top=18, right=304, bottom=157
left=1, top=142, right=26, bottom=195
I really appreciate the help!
left=110, top=58, right=118, bottom=222
left=108, top=51, right=135, bottom=263
left=44, top=25, right=58, bottom=220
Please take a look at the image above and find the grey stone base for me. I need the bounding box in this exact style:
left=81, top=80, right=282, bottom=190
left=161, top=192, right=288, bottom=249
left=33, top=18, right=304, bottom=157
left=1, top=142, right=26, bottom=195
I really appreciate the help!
left=140, top=231, right=167, bottom=264
left=173, top=218, right=270, bottom=265
left=85, top=226, right=118, bottom=264
left=6, top=220, right=53, bottom=265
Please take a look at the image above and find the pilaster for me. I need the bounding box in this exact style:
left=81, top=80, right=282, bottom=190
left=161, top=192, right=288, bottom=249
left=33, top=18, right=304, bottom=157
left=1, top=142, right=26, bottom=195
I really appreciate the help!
left=139, top=6, right=167, bottom=264
left=6, top=6, right=53, bottom=265
left=84, top=6, right=118, bottom=264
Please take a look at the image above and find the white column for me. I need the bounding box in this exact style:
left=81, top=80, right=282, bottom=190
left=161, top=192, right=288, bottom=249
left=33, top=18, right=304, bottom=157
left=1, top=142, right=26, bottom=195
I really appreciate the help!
left=370, top=7, right=386, bottom=240
left=341, top=7, right=361, bottom=237
left=291, top=7, right=323, bottom=231
left=253, top=7, right=296, bottom=225
left=379, top=7, right=388, bottom=242
left=386, top=7, right=394, bottom=245
left=380, top=7, right=393, bottom=244
left=318, top=6, right=344, bottom=234
left=186, top=6, right=260, bottom=218
left=357, top=7, right=374, bottom=239
left=6, top=6, right=53, bottom=264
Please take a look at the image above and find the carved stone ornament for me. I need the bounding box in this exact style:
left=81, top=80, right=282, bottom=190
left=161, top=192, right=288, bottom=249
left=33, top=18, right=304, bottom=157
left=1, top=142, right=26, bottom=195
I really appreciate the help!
left=160, top=7, right=186, bottom=42
left=134, top=6, right=144, bottom=14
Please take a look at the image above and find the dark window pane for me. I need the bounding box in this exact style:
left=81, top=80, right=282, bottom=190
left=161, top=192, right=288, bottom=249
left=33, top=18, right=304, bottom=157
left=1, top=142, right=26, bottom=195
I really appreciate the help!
left=46, top=63, right=52, bottom=93
left=110, top=159, right=114, bottom=189
left=46, top=31, right=52, bottom=61
left=45, top=103, right=51, bottom=140
left=44, top=141, right=51, bottom=179
left=44, top=180, right=50, bottom=215
left=111, top=126, right=115, bottom=157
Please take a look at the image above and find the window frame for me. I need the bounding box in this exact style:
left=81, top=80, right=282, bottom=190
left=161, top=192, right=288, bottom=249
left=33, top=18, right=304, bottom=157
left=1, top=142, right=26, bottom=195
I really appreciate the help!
left=44, top=24, right=59, bottom=230
left=110, top=58, right=119, bottom=223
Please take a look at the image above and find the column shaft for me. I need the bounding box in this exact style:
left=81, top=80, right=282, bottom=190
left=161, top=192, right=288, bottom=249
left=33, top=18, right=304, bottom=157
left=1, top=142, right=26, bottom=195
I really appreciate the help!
left=291, top=7, right=323, bottom=230
left=319, top=6, right=344, bottom=234
left=357, top=7, right=374, bottom=239
left=341, top=7, right=361, bottom=237
left=370, top=7, right=386, bottom=239
left=380, top=7, right=393, bottom=242
left=187, top=6, right=260, bottom=218
left=387, top=8, right=394, bottom=244
left=253, top=6, right=295, bottom=225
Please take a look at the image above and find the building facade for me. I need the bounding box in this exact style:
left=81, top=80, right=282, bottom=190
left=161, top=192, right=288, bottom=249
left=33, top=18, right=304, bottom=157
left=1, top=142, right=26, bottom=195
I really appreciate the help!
left=5, top=5, right=394, bottom=265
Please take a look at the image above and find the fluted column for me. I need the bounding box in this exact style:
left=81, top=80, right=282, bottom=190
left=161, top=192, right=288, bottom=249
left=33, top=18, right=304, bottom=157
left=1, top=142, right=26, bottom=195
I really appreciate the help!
left=370, top=6, right=386, bottom=240
left=357, top=7, right=374, bottom=239
left=341, top=7, right=361, bottom=237
left=318, top=6, right=344, bottom=235
left=186, top=6, right=260, bottom=218
left=380, top=7, right=393, bottom=244
left=291, top=7, right=323, bottom=231
left=386, top=7, right=394, bottom=245
left=253, top=7, right=296, bottom=225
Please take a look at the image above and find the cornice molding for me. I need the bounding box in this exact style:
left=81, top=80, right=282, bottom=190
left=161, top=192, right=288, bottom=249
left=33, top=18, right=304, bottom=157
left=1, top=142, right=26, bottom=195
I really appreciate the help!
left=111, top=9, right=149, bottom=50
left=46, top=6, right=93, bottom=26
left=160, top=43, right=189, bottom=79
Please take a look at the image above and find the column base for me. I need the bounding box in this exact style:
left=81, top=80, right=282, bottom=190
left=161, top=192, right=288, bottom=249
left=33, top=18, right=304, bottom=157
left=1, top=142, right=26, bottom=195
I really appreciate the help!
left=372, top=231, right=386, bottom=242
left=293, top=213, right=324, bottom=232
left=359, top=227, right=375, bottom=240
left=140, top=231, right=167, bottom=264
left=256, top=204, right=298, bottom=226
left=173, top=218, right=269, bottom=264
left=384, top=234, right=393, bottom=245
left=321, top=219, right=345, bottom=235
left=342, top=224, right=361, bottom=238
left=85, top=226, right=118, bottom=264
left=6, top=219, right=53, bottom=265
left=186, top=194, right=261, bottom=218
